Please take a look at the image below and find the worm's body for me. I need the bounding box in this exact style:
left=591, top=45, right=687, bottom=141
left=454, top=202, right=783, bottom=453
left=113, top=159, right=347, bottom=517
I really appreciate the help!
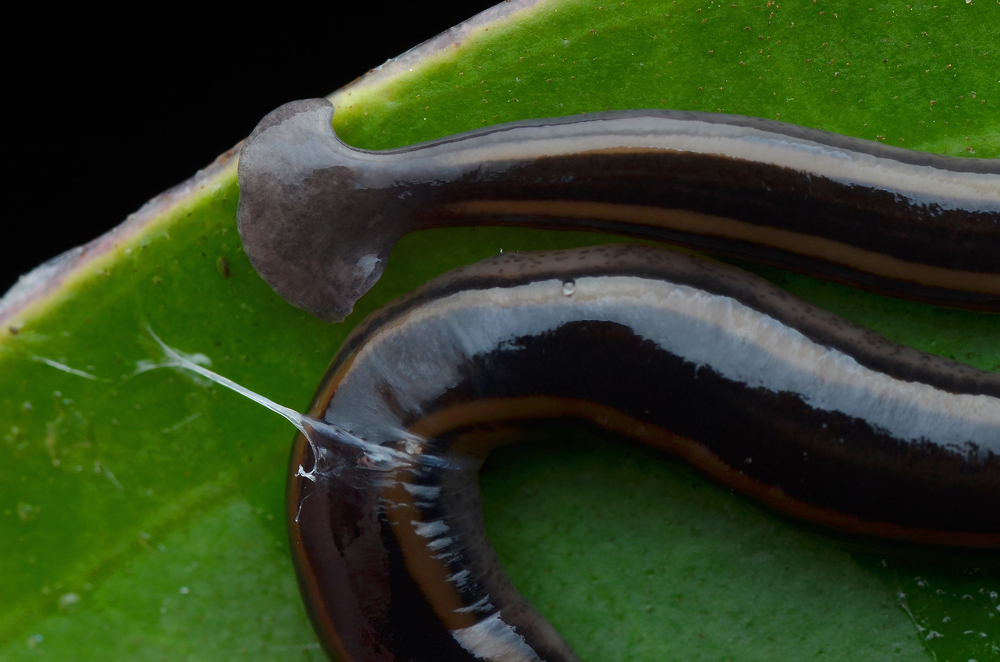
left=237, top=99, right=1000, bottom=321
left=234, top=99, right=1000, bottom=661
left=289, top=245, right=1000, bottom=662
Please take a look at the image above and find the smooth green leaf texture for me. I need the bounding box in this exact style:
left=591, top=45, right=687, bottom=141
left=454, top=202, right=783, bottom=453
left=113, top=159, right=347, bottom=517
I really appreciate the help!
left=2, top=1, right=997, bottom=660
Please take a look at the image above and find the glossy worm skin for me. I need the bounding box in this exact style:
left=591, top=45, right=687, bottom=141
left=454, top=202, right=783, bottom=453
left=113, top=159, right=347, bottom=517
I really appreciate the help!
left=288, top=245, right=1000, bottom=662
left=233, top=100, right=1000, bottom=660
left=237, top=98, right=1000, bottom=322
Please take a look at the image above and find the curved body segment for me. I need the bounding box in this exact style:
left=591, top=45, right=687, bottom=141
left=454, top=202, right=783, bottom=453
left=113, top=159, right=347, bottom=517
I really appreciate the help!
left=237, top=99, right=1000, bottom=321
left=288, top=244, right=1000, bottom=662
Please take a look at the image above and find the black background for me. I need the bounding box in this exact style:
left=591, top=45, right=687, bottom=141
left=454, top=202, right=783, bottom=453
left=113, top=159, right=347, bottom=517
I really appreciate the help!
left=5, top=3, right=499, bottom=294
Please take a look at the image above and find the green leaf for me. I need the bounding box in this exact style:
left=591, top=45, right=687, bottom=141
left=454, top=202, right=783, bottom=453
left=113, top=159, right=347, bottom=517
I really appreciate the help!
left=2, top=1, right=996, bottom=660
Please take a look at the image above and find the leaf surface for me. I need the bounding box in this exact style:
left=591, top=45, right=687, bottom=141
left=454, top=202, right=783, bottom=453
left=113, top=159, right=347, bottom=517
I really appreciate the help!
left=2, top=1, right=997, bottom=660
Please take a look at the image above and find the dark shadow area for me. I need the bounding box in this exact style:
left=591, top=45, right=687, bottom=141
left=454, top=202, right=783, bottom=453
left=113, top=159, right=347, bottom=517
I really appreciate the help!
left=5, top=3, right=498, bottom=294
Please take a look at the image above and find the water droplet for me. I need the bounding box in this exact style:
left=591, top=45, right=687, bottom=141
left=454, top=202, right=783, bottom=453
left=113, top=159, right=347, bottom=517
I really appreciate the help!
left=179, top=586, right=191, bottom=595
left=562, top=280, right=576, bottom=296
left=58, top=592, right=80, bottom=610
left=17, top=502, right=39, bottom=522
